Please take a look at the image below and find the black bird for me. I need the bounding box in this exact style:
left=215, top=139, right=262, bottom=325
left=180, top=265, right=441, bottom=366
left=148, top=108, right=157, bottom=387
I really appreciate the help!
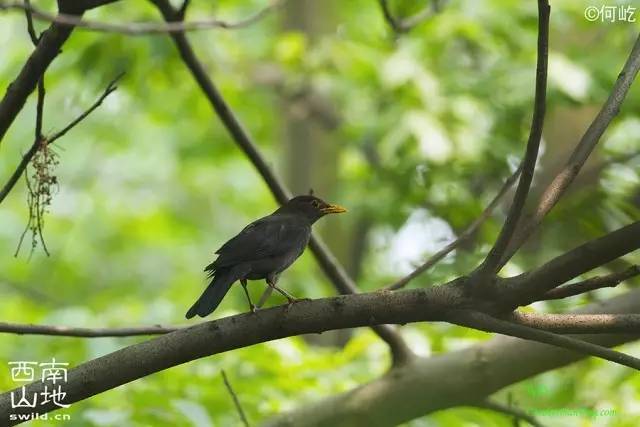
left=186, top=195, right=347, bottom=319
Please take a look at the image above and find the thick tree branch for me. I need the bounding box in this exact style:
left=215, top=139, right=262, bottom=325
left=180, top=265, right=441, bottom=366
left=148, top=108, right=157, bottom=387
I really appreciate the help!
left=264, top=290, right=640, bottom=427
left=476, top=0, right=549, bottom=276
left=387, top=162, right=522, bottom=290
left=2, top=309, right=640, bottom=339
left=0, top=289, right=452, bottom=423
left=148, top=0, right=413, bottom=365
left=504, top=32, right=640, bottom=260
left=539, top=264, right=640, bottom=301
left=0, top=0, right=285, bottom=35
left=3, top=282, right=640, bottom=424
left=510, top=221, right=640, bottom=301
left=0, top=2, right=633, bottom=425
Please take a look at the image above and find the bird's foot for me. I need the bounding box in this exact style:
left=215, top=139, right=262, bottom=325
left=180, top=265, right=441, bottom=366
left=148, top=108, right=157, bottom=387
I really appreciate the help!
left=286, top=297, right=311, bottom=306
left=250, top=304, right=258, bottom=314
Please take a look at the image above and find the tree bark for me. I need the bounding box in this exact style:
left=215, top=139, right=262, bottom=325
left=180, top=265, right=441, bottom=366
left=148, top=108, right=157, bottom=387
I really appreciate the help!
left=263, top=289, right=640, bottom=427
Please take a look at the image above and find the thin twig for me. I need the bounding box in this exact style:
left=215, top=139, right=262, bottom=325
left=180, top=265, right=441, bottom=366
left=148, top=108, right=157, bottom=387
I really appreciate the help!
left=449, top=309, right=640, bottom=370
left=0, top=74, right=122, bottom=205
left=149, top=0, right=413, bottom=366
left=0, top=0, right=88, bottom=146
left=540, top=265, right=640, bottom=301
left=34, top=167, right=50, bottom=256
left=23, top=0, right=39, bottom=44
left=14, top=170, right=34, bottom=257
left=471, top=399, right=547, bottom=427
left=13, top=4, right=50, bottom=256
left=26, top=0, right=43, bottom=153
left=377, top=0, right=444, bottom=34
left=386, top=162, right=523, bottom=291
left=221, top=370, right=251, bottom=427
left=377, top=0, right=401, bottom=33
left=34, top=80, right=45, bottom=139
left=48, top=72, right=123, bottom=144
left=503, top=33, right=640, bottom=261
left=0, top=0, right=286, bottom=35
left=31, top=80, right=48, bottom=257
left=475, top=0, right=549, bottom=277
left=401, top=0, right=446, bottom=30
left=0, top=322, right=181, bottom=337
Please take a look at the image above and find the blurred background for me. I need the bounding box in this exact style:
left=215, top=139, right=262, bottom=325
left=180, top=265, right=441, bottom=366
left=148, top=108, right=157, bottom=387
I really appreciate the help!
left=1, top=0, right=639, bottom=425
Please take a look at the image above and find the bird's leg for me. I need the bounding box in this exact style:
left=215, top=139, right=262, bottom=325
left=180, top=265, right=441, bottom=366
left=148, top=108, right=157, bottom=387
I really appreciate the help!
left=240, top=279, right=256, bottom=313
left=266, top=276, right=302, bottom=306
left=273, top=285, right=298, bottom=304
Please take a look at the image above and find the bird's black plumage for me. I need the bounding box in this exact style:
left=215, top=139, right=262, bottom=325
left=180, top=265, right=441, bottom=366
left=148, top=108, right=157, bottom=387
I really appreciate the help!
left=186, top=195, right=346, bottom=318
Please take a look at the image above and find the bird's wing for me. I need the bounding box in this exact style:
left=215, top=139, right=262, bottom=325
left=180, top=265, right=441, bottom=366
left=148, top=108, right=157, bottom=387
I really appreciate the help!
left=210, top=214, right=309, bottom=269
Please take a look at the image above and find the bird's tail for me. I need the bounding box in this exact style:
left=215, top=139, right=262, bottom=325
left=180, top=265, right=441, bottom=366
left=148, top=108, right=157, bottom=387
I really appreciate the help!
left=186, top=267, right=240, bottom=319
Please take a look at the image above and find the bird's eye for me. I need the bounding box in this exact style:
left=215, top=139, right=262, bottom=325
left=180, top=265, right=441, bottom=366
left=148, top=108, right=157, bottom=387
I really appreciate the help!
left=311, top=200, right=320, bottom=208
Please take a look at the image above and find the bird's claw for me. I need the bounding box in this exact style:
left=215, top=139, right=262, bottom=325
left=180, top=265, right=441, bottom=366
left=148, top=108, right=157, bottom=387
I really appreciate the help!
left=250, top=304, right=258, bottom=313
left=286, top=297, right=311, bottom=307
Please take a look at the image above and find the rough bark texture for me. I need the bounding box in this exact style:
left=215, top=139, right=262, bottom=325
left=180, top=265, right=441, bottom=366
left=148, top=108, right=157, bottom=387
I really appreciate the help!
left=264, top=290, right=640, bottom=427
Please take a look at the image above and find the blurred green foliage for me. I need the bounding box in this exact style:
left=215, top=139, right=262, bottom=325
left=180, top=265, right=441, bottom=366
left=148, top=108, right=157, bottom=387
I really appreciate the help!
left=1, top=0, right=639, bottom=425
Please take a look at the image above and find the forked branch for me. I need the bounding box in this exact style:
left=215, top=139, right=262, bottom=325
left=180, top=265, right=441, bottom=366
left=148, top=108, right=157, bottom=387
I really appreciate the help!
left=476, top=0, right=550, bottom=277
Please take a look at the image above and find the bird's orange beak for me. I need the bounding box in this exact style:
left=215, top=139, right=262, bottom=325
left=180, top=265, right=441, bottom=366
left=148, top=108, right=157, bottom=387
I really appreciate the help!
left=321, top=203, right=347, bottom=214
